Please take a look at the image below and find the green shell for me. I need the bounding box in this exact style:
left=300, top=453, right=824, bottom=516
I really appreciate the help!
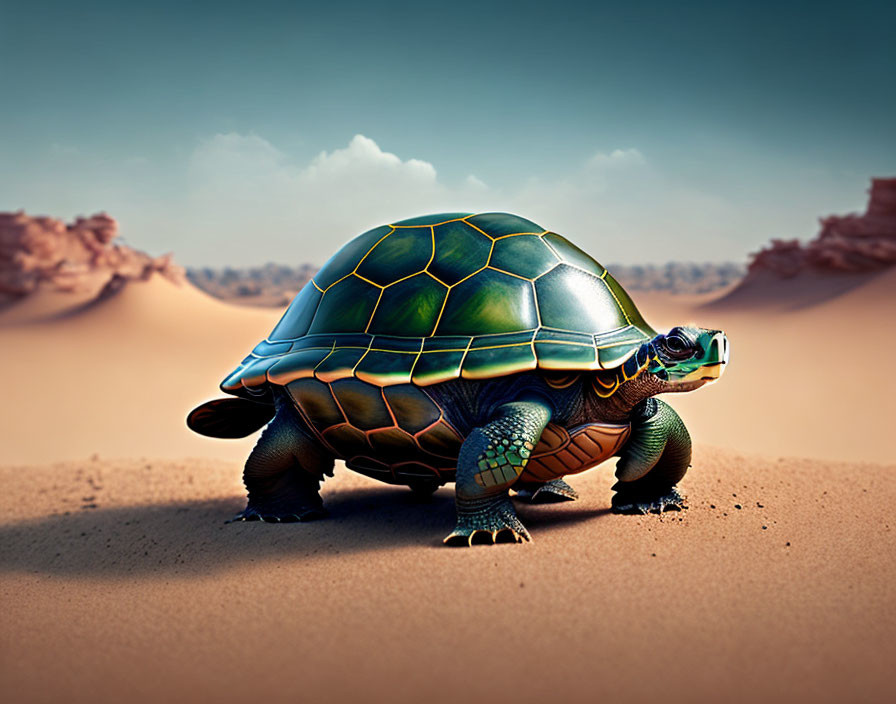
left=221, top=212, right=656, bottom=395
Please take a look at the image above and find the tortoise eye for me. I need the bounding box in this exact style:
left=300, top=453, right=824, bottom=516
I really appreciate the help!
left=663, top=333, right=690, bottom=357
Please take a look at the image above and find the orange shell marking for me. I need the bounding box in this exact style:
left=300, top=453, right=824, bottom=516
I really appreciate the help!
left=520, top=422, right=631, bottom=483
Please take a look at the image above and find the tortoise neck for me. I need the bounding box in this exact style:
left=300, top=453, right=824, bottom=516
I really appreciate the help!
left=598, top=373, right=665, bottom=423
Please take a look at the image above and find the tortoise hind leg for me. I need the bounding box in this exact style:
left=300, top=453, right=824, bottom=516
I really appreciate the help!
left=232, top=402, right=334, bottom=523
left=407, top=477, right=442, bottom=499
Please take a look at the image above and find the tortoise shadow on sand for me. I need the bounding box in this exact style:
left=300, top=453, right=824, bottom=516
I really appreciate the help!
left=0, top=487, right=612, bottom=578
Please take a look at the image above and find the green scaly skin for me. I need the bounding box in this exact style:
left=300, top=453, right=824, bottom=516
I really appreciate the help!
left=611, top=398, right=691, bottom=514
left=229, top=401, right=334, bottom=523
left=444, top=399, right=552, bottom=546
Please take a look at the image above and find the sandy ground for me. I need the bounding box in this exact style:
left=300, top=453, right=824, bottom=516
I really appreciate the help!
left=1, top=271, right=895, bottom=703
left=1, top=451, right=893, bottom=704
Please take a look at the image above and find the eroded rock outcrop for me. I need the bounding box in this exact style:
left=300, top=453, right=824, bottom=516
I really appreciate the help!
left=0, top=211, right=184, bottom=302
left=748, top=178, right=896, bottom=277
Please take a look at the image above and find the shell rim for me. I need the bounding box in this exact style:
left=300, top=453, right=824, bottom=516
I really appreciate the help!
left=220, top=212, right=655, bottom=395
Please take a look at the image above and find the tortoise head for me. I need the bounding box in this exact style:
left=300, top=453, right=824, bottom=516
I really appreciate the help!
left=647, top=326, right=729, bottom=391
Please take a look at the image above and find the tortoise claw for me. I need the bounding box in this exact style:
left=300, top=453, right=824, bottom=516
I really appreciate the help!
left=611, top=486, right=687, bottom=515
left=443, top=496, right=531, bottom=546
left=444, top=527, right=529, bottom=547
left=516, top=478, right=579, bottom=504
left=226, top=507, right=327, bottom=524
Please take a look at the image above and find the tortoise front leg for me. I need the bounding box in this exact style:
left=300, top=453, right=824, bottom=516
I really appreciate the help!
left=611, top=398, right=691, bottom=514
left=444, top=399, right=552, bottom=546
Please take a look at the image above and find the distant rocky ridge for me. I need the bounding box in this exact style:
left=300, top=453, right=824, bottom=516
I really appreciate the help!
left=10, top=177, right=891, bottom=311
left=186, top=261, right=745, bottom=303
left=609, top=262, right=744, bottom=294
left=187, top=263, right=318, bottom=307
left=0, top=211, right=184, bottom=303
left=747, top=177, right=896, bottom=277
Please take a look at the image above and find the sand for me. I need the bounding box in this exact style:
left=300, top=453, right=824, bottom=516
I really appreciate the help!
left=1, top=272, right=894, bottom=703
left=2, top=452, right=893, bottom=704
left=0, top=276, right=281, bottom=465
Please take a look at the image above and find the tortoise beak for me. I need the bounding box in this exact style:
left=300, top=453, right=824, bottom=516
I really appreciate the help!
left=698, top=331, right=729, bottom=383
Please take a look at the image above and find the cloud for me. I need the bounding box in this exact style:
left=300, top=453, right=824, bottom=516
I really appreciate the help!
left=464, top=174, right=488, bottom=190
left=167, top=132, right=729, bottom=266
left=189, top=133, right=294, bottom=197
left=3, top=132, right=865, bottom=268
left=494, top=148, right=733, bottom=264
left=179, top=132, right=491, bottom=264
left=586, top=148, right=646, bottom=170
left=303, top=134, right=437, bottom=184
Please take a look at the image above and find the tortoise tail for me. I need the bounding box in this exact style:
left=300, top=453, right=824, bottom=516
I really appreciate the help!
left=187, top=397, right=276, bottom=438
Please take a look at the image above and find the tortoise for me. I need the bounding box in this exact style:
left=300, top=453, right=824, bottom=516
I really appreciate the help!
left=188, top=212, right=729, bottom=545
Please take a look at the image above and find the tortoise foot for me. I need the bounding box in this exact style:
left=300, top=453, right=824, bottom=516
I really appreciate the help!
left=516, top=478, right=579, bottom=503
left=444, top=496, right=531, bottom=546
left=611, top=486, right=686, bottom=515
left=227, top=505, right=327, bottom=524
left=407, top=478, right=442, bottom=500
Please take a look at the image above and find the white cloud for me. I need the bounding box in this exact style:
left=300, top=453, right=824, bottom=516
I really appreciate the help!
left=4, top=133, right=865, bottom=268
left=166, top=133, right=729, bottom=266
left=178, top=132, right=492, bottom=264
left=189, top=133, right=294, bottom=196
left=465, top=174, right=488, bottom=190
left=302, top=134, right=437, bottom=184
left=586, top=148, right=646, bottom=170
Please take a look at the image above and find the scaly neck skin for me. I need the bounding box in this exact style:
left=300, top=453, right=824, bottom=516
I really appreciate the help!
left=596, top=373, right=667, bottom=423
left=585, top=370, right=708, bottom=424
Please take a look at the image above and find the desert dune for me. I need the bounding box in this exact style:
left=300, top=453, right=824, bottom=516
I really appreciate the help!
left=1, top=267, right=893, bottom=465
left=643, top=268, right=896, bottom=464
left=0, top=275, right=281, bottom=464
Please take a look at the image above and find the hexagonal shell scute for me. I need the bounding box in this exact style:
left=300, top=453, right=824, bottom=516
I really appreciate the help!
left=355, top=227, right=433, bottom=286
left=416, top=419, right=464, bottom=458
left=534, top=265, right=627, bottom=334
left=466, top=212, right=544, bottom=237
left=286, top=378, right=345, bottom=432
left=322, top=423, right=370, bottom=456
left=429, top=220, right=492, bottom=285
left=308, top=275, right=381, bottom=335
left=382, top=385, right=441, bottom=434
left=367, top=427, right=420, bottom=464
left=489, top=235, right=558, bottom=279
left=436, top=269, right=537, bottom=336
left=367, top=273, right=447, bottom=337
left=542, top=232, right=606, bottom=277
left=330, top=379, right=392, bottom=431
left=313, top=224, right=392, bottom=290
left=268, top=284, right=323, bottom=341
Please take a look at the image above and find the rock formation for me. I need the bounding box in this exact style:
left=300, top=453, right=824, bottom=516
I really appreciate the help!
left=747, top=178, right=896, bottom=277
left=0, top=211, right=184, bottom=302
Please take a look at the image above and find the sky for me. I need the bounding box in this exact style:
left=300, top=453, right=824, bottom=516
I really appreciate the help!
left=1, top=0, right=894, bottom=266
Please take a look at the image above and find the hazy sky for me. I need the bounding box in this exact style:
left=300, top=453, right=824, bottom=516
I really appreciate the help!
left=1, top=0, right=894, bottom=266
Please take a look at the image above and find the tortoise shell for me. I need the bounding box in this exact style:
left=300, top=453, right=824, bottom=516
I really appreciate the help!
left=221, top=212, right=655, bottom=396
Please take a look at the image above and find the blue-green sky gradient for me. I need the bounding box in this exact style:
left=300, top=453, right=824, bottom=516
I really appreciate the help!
left=1, top=0, right=893, bottom=265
